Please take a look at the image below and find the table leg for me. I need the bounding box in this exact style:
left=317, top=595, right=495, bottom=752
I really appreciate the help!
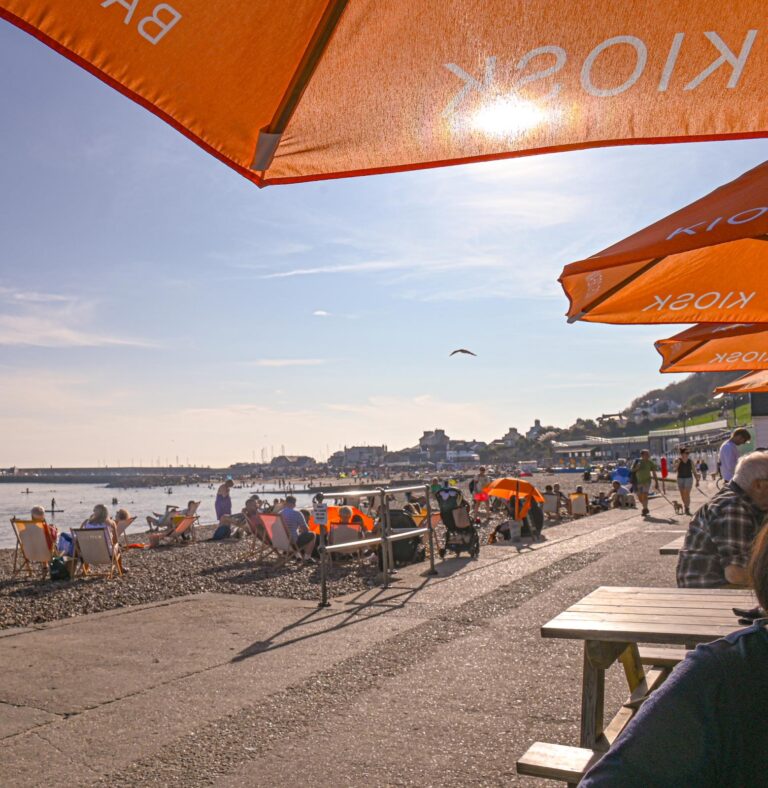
left=618, top=643, right=645, bottom=692
left=580, top=642, right=605, bottom=748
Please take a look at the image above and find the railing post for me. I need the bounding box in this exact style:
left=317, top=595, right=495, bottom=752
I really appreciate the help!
left=318, top=547, right=330, bottom=607
left=379, top=487, right=391, bottom=588
left=424, top=484, right=438, bottom=575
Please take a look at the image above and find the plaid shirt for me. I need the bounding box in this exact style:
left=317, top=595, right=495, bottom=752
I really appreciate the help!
left=676, top=482, right=766, bottom=588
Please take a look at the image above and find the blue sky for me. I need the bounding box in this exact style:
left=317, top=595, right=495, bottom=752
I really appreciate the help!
left=1, top=21, right=767, bottom=467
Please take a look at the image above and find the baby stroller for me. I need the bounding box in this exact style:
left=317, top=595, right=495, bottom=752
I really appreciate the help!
left=435, top=487, right=479, bottom=559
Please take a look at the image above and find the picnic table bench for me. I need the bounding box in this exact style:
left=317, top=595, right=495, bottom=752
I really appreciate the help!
left=659, top=535, right=685, bottom=555
left=517, top=586, right=756, bottom=785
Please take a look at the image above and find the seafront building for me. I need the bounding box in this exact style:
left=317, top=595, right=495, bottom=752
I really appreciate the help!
left=551, top=419, right=730, bottom=465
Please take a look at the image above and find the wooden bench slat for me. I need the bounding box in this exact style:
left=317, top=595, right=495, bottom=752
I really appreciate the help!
left=517, top=741, right=602, bottom=782
left=637, top=646, right=687, bottom=667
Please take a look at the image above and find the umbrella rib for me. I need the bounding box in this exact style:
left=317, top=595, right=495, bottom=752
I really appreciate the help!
left=659, top=338, right=709, bottom=372
left=567, top=255, right=666, bottom=323
left=252, top=0, right=350, bottom=171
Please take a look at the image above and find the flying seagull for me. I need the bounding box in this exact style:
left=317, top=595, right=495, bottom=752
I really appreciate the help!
left=450, top=348, right=477, bottom=357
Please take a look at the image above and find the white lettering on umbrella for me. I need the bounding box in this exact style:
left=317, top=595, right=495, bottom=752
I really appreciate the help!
left=643, top=295, right=673, bottom=311
left=693, top=292, right=721, bottom=309
left=684, top=30, right=758, bottom=90
left=642, top=292, right=756, bottom=312
left=138, top=4, right=182, bottom=44
left=725, top=292, right=756, bottom=309
left=515, top=46, right=567, bottom=98
left=101, top=0, right=140, bottom=23
left=443, top=29, right=759, bottom=119
left=668, top=293, right=695, bottom=310
left=658, top=33, right=685, bottom=91
left=666, top=207, right=768, bottom=240
left=729, top=207, right=768, bottom=224
left=442, top=58, right=496, bottom=118
left=581, top=36, right=648, bottom=97
left=100, top=0, right=181, bottom=44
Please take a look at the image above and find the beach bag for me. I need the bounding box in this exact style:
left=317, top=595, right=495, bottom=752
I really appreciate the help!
left=49, top=556, right=71, bottom=581
left=630, top=460, right=640, bottom=487
left=211, top=524, right=231, bottom=541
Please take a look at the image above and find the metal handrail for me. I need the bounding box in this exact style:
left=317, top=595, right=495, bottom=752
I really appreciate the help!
left=315, top=481, right=438, bottom=607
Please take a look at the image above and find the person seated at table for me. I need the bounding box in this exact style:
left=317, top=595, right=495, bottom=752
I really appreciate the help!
left=609, top=480, right=630, bottom=508
left=580, top=525, right=768, bottom=787
left=677, top=452, right=768, bottom=588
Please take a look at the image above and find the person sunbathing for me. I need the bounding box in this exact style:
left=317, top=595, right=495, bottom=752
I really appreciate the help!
left=146, top=505, right=179, bottom=532
left=81, top=504, right=125, bottom=571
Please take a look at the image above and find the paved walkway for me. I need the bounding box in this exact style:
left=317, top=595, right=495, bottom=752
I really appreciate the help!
left=0, top=497, right=701, bottom=786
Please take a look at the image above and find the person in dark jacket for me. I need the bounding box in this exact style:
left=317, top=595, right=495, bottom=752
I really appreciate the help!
left=581, top=524, right=768, bottom=786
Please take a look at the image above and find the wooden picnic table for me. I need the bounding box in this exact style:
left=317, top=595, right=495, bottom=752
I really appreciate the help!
left=541, top=585, right=756, bottom=751
left=659, top=535, right=684, bottom=555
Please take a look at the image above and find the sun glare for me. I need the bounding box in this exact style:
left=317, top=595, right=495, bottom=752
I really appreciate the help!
left=471, top=95, right=550, bottom=138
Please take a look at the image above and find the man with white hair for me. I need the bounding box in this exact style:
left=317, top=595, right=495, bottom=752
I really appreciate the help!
left=677, top=452, right=768, bottom=588
left=718, top=428, right=751, bottom=483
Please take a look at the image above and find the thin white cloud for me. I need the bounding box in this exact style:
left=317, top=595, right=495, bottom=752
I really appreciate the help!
left=11, top=291, right=72, bottom=303
left=248, top=358, right=327, bottom=367
left=0, top=314, right=156, bottom=348
left=312, top=310, right=331, bottom=317
left=261, top=260, right=405, bottom=279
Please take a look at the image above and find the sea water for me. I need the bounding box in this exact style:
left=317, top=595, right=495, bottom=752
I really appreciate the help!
left=0, top=483, right=316, bottom=549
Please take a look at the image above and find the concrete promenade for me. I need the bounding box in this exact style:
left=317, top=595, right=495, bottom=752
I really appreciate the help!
left=0, top=496, right=703, bottom=786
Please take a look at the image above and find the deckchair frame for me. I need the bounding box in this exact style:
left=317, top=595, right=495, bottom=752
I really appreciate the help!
left=71, top=526, right=123, bottom=579
left=10, top=518, right=57, bottom=578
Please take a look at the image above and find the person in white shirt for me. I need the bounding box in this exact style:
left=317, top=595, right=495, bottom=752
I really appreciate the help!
left=718, top=429, right=751, bottom=483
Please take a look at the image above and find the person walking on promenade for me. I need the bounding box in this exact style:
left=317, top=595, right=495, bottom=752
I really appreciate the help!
left=215, top=478, right=235, bottom=522
left=471, top=466, right=491, bottom=522
left=673, top=447, right=700, bottom=516
left=699, top=458, right=709, bottom=481
left=631, top=450, right=659, bottom=517
left=718, top=428, right=751, bottom=484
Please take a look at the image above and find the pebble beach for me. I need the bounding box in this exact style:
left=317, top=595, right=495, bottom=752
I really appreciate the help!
left=0, top=472, right=619, bottom=631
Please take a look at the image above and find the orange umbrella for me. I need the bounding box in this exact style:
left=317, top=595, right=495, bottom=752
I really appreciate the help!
left=484, top=478, right=544, bottom=520
left=715, top=369, right=768, bottom=394
left=2, top=2, right=766, bottom=186
left=655, top=323, right=768, bottom=372
left=561, top=160, right=768, bottom=324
